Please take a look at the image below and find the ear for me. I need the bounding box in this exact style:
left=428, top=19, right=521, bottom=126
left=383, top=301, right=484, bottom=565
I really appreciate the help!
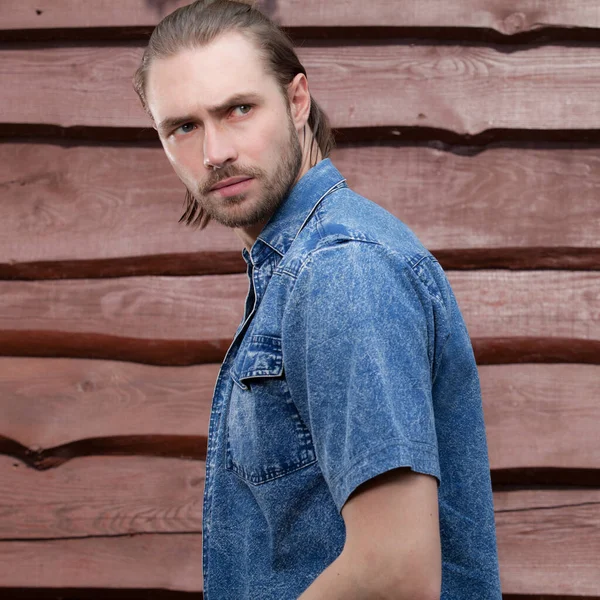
left=287, top=73, right=311, bottom=132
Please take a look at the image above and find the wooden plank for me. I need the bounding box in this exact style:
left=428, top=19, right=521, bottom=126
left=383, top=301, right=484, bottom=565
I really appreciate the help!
left=480, top=364, right=600, bottom=471
left=448, top=271, right=600, bottom=341
left=0, top=455, right=203, bottom=539
left=0, top=271, right=597, bottom=349
left=495, top=489, right=600, bottom=596
left=3, top=0, right=600, bottom=33
left=0, top=275, right=246, bottom=343
left=1, top=359, right=598, bottom=472
left=0, top=143, right=240, bottom=268
left=2, top=45, right=600, bottom=133
left=0, top=358, right=217, bottom=448
left=0, top=533, right=203, bottom=591
left=2, top=144, right=599, bottom=277
left=0, top=488, right=598, bottom=595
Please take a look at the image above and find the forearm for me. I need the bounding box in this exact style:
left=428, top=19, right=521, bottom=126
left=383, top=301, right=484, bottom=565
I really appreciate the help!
left=298, top=548, right=435, bottom=600
left=297, top=550, right=376, bottom=600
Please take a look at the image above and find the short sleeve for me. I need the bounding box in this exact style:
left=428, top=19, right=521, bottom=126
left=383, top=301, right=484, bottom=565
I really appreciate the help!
left=282, top=241, right=442, bottom=512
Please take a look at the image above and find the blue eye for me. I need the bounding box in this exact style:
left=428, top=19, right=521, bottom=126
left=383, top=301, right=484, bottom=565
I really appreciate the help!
left=175, top=123, right=195, bottom=135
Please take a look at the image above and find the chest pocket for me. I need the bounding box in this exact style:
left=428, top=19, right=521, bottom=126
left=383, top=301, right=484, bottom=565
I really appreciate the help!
left=226, top=334, right=317, bottom=485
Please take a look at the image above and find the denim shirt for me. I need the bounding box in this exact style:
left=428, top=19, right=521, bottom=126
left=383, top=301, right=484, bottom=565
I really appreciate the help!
left=202, top=159, right=502, bottom=599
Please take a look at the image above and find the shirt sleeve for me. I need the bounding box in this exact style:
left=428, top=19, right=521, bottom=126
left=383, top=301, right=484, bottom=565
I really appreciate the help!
left=282, top=240, right=444, bottom=512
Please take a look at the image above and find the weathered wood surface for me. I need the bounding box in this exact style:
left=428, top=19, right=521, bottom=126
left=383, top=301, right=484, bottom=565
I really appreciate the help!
left=0, top=487, right=598, bottom=595
left=3, top=0, right=600, bottom=33
left=1, top=358, right=599, bottom=471
left=449, top=271, right=600, bottom=340
left=480, top=364, right=600, bottom=470
left=0, top=533, right=203, bottom=591
left=2, top=45, right=600, bottom=133
left=0, top=455, right=203, bottom=539
left=0, top=275, right=246, bottom=345
left=0, top=272, right=597, bottom=358
left=2, top=143, right=599, bottom=277
left=0, top=358, right=218, bottom=448
left=495, top=489, right=600, bottom=596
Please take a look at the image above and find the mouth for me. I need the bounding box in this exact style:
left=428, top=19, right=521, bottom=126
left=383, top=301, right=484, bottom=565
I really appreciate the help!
left=210, top=176, right=253, bottom=192
left=209, top=176, right=254, bottom=198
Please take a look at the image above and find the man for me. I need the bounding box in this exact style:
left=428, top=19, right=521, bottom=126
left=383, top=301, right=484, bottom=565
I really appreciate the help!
left=134, top=1, right=502, bottom=598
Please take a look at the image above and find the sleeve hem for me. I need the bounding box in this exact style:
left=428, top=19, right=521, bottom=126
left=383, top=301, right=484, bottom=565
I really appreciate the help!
left=329, top=440, right=441, bottom=513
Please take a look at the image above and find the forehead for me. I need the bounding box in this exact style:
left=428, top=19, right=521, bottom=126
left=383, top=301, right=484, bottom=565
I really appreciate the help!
left=145, top=31, right=279, bottom=121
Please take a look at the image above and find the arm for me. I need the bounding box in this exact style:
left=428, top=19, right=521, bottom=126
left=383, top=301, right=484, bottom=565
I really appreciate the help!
left=298, top=468, right=441, bottom=600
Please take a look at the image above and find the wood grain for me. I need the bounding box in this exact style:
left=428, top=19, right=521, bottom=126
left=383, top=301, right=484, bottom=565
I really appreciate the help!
left=2, top=143, right=599, bottom=276
left=1, top=358, right=598, bottom=471
left=495, top=489, right=600, bottom=596
left=0, top=487, right=598, bottom=595
left=480, top=364, right=600, bottom=471
left=0, top=455, right=203, bottom=539
left=0, top=533, right=203, bottom=591
left=0, top=275, right=246, bottom=344
left=2, top=45, right=600, bottom=133
left=0, top=272, right=597, bottom=358
left=3, top=0, right=600, bottom=33
left=0, top=358, right=217, bottom=448
left=448, top=271, right=600, bottom=341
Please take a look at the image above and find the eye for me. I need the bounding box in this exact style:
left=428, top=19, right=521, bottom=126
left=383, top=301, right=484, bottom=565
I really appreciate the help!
left=231, top=105, right=252, bottom=117
left=174, top=122, right=196, bottom=136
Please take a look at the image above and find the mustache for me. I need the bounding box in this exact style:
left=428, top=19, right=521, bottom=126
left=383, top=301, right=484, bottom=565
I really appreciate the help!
left=199, top=165, right=264, bottom=195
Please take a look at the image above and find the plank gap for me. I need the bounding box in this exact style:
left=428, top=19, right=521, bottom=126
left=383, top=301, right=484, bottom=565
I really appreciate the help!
left=492, top=468, right=600, bottom=488
left=0, top=434, right=206, bottom=470
left=4, top=125, right=600, bottom=149
left=0, top=333, right=598, bottom=366
left=3, top=25, right=600, bottom=47
left=1, top=248, right=598, bottom=281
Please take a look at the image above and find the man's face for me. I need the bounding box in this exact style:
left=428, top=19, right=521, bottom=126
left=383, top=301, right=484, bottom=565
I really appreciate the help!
left=146, top=31, right=303, bottom=229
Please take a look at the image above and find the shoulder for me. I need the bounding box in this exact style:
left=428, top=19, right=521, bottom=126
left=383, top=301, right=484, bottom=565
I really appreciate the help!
left=279, top=185, right=434, bottom=279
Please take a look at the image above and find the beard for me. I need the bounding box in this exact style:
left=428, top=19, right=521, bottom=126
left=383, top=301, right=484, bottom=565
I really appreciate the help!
left=185, top=117, right=303, bottom=229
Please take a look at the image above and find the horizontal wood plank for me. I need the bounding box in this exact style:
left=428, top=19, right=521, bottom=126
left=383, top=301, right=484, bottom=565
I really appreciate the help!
left=1, top=358, right=598, bottom=472
left=448, top=271, right=600, bottom=340
left=0, top=272, right=597, bottom=357
left=480, top=364, right=600, bottom=470
left=0, top=358, right=218, bottom=448
left=3, top=0, right=600, bottom=33
left=0, top=533, right=203, bottom=591
left=0, top=455, right=203, bottom=539
left=495, top=489, right=600, bottom=596
left=2, top=45, right=600, bottom=133
left=2, top=144, right=599, bottom=276
left=0, top=486, right=599, bottom=595
left=0, top=275, right=246, bottom=344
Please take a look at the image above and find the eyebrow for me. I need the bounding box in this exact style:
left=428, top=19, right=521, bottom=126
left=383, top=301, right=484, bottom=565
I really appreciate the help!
left=157, top=92, right=262, bottom=133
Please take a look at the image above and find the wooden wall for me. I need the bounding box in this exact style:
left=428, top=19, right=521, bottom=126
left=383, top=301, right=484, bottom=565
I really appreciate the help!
left=1, top=1, right=599, bottom=598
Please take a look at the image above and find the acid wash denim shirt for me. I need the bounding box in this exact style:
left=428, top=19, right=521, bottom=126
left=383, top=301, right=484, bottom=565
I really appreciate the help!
left=202, top=159, right=502, bottom=599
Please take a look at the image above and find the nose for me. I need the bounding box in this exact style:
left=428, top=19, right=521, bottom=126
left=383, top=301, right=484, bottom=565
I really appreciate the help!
left=203, top=123, right=237, bottom=170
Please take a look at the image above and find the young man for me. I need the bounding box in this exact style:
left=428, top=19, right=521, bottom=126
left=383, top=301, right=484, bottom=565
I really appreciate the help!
left=134, top=1, right=502, bottom=598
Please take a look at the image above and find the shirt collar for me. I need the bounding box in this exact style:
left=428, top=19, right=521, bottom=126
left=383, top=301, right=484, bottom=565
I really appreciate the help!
left=248, top=159, right=345, bottom=264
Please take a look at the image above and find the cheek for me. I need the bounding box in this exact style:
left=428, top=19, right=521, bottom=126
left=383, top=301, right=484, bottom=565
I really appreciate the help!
left=251, top=114, right=293, bottom=160
left=164, top=142, right=203, bottom=182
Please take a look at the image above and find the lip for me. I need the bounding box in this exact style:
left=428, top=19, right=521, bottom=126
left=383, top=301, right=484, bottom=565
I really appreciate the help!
left=210, top=176, right=253, bottom=192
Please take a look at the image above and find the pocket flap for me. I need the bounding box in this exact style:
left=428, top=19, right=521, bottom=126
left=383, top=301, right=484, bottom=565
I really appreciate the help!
left=232, top=335, right=283, bottom=389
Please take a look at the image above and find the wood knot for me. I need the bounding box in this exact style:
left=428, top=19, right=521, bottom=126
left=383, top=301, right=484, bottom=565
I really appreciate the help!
left=36, top=9, right=43, bottom=15
left=503, top=12, right=527, bottom=35
left=78, top=380, right=95, bottom=392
